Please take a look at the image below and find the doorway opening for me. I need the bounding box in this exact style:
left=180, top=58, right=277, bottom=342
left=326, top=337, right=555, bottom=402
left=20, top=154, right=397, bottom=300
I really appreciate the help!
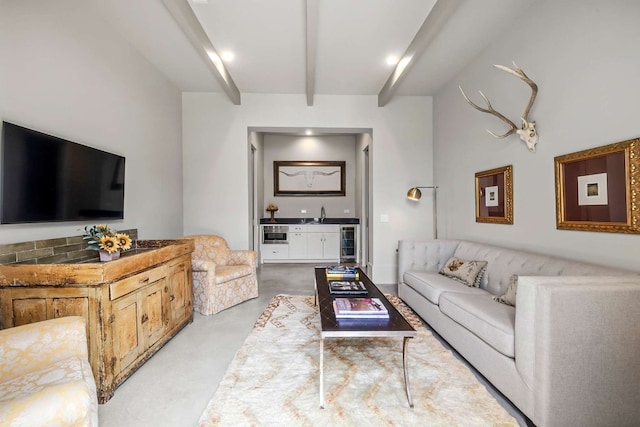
left=247, top=127, right=373, bottom=269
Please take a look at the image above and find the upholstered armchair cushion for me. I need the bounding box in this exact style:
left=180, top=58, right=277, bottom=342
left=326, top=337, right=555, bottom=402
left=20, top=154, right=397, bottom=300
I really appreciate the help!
left=0, top=316, right=98, bottom=427
left=185, top=235, right=259, bottom=315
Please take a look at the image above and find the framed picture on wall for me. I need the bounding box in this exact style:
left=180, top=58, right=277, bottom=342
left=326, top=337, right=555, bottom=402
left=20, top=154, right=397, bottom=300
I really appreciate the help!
left=274, top=161, right=346, bottom=196
left=554, top=138, right=640, bottom=233
left=475, top=165, right=513, bottom=224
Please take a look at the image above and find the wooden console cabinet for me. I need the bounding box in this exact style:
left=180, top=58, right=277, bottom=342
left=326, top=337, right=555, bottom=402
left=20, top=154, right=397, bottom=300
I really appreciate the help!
left=0, top=239, right=194, bottom=403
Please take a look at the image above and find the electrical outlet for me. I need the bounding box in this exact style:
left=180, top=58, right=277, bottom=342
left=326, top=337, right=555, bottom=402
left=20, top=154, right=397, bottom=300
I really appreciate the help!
left=344, top=209, right=350, bottom=214
left=301, top=209, right=307, bottom=214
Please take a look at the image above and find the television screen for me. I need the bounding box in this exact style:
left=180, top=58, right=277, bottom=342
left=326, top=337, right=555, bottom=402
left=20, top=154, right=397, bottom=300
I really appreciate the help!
left=1, top=121, right=125, bottom=224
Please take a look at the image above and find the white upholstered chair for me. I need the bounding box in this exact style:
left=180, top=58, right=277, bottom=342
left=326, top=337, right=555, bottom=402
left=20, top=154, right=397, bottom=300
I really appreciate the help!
left=184, top=235, right=258, bottom=315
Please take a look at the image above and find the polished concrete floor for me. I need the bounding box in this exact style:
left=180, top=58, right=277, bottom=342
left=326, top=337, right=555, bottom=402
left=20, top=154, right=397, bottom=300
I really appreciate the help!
left=98, top=264, right=526, bottom=426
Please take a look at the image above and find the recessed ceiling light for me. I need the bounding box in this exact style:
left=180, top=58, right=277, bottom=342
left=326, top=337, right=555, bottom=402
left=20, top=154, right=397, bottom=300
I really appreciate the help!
left=306, top=130, right=313, bottom=135
left=221, top=51, right=234, bottom=62
left=386, top=55, right=399, bottom=66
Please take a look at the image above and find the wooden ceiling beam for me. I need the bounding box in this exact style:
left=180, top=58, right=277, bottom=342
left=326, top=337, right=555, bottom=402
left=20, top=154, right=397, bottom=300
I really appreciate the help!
left=377, top=0, right=461, bottom=107
left=162, top=0, right=241, bottom=105
left=305, top=0, right=319, bottom=106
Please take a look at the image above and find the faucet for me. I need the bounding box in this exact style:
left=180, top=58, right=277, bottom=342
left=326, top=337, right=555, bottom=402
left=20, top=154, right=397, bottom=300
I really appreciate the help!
left=320, top=206, right=326, bottom=222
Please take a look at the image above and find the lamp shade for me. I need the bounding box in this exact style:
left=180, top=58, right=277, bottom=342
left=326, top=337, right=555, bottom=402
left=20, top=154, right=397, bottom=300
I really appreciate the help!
left=407, top=187, right=422, bottom=201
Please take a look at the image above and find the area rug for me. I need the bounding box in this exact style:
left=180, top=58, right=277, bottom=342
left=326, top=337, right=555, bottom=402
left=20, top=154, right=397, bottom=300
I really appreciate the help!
left=198, top=294, right=517, bottom=426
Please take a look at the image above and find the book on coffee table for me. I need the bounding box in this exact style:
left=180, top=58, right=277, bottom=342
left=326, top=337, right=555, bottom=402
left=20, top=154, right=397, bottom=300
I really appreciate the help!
left=329, top=280, right=368, bottom=295
left=332, top=297, right=389, bottom=318
left=326, top=266, right=359, bottom=280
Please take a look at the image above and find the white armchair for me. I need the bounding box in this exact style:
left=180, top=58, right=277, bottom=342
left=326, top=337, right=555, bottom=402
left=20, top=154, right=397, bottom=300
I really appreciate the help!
left=185, top=235, right=258, bottom=315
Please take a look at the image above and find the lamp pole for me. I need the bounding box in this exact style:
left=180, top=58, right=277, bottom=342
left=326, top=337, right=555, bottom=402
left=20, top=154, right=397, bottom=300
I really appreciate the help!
left=408, top=186, right=438, bottom=240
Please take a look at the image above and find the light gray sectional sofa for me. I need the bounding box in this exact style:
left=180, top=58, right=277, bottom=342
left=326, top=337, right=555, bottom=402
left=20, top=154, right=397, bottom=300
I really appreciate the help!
left=397, top=239, right=640, bottom=427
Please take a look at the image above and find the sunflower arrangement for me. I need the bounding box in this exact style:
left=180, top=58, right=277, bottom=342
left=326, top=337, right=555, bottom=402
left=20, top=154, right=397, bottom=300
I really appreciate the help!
left=83, top=224, right=132, bottom=254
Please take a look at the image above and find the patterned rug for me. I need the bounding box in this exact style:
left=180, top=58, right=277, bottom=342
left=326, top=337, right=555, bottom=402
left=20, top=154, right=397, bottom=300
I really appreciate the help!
left=198, top=295, right=517, bottom=426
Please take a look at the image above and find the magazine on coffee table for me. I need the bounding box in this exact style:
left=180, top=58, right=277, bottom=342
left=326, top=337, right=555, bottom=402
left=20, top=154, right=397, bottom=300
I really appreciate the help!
left=332, top=297, right=389, bottom=318
left=329, top=281, right=368, bottom=295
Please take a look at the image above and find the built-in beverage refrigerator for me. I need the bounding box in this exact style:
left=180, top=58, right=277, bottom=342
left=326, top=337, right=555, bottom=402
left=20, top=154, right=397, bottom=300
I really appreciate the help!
left=340, top=225, right=357, bottom=263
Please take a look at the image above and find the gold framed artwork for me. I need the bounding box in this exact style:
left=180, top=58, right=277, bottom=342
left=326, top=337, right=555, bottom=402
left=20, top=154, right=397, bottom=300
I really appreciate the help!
left=475, top=165, right=513, bottom=224
left=554, top=138, right=640, bottom=233
left=274, top=161, right=346, bottom=196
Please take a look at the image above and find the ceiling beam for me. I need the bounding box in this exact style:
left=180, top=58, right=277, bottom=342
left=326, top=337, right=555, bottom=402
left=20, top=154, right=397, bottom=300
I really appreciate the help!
left=162, top=0, right=241, bottom=105
left=377, top=0, right=462, bottom=107
left=305, top=0, right=319, bottom=106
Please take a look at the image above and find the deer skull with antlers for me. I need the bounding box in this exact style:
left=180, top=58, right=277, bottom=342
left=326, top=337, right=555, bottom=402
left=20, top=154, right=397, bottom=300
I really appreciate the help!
left=459, top=62, right=539, bottom=152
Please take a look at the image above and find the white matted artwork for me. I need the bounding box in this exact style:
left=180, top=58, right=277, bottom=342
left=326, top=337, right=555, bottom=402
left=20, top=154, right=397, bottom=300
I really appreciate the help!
left=274, top=161, right=345, bottom=196
left=485, top=185, right=499, bottom=207
left=577, top=172, right=608, bottom=206
left=475, top=165, right=513, bottom=224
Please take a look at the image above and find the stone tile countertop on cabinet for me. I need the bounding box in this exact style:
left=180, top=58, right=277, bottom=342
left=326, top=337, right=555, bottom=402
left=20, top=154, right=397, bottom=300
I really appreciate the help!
left=0, top=239, right=195, bottom=403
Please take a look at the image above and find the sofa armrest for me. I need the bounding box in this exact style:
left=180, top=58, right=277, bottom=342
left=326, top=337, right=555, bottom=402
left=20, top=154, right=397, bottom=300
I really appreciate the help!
left=0, top=316, right=88, bottom=383
left=192, top=259, right=216, bottom=274
left=515, top=276, right=640, bottom=427
left=397, top=239, right=460, bottom=285
left=228, top=250, right=257, bottom=268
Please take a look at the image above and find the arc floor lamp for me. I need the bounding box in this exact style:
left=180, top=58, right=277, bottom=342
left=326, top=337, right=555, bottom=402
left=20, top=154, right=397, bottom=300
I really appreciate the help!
left=407, top=185, right=438, bottom=239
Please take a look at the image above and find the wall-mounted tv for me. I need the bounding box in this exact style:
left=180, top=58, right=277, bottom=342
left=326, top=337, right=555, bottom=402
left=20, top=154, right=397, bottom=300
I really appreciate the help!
left=1, top=121, right=125, bottom=224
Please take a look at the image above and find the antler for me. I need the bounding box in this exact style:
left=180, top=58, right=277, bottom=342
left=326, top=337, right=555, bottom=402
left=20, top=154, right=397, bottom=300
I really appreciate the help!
left=493, top=61, right=537, bottom=123
left=458, top=86, right=518, bottom=138
left=459, top=61, right=540, bottom=152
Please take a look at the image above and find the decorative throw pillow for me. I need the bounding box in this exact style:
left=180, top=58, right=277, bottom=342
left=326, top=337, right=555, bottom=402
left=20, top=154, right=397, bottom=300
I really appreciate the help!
left=439, top=257, right=488, bottom=287
left=493, top=274, right=518, bottom=306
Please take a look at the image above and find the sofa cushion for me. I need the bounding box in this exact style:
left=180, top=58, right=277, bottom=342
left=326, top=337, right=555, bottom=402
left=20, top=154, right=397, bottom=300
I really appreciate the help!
left=439, top=292, right=515, bottom=358
left=215, top=265, right=254, bottom=284
left=403, top=271, right=487, bottom=305
left=493, top=274, right=518, bottom=306
left=0, top=356, right=95, bottom=426
left=439, top=257, right=487, bottom=287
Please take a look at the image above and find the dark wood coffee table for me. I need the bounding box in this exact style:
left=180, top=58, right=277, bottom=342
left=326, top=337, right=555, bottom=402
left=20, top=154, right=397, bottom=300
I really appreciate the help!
left=314, top=267, right=417, bottom=408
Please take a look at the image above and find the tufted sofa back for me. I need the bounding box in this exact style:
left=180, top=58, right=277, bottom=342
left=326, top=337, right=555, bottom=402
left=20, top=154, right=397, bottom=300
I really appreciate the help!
left=453, top=241, right=630, bottom=296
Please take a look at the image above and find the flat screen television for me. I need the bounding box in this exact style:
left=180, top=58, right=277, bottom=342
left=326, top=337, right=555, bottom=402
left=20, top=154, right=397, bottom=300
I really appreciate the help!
left=1, top=121, right=125, bottom=224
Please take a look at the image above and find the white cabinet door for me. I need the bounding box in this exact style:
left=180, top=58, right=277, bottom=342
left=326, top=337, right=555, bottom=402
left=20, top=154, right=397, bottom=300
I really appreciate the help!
left=306, top=232, right=324, bottom=259
left=288, top=232, right=307, bottom=259
left=322, top=232, right=340, bottom=260
left=307, top=231, right=339, bottom=260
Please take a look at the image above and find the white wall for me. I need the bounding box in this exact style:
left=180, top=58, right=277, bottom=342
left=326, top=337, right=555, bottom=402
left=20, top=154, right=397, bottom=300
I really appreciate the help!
left=182, top=93, right=433, bottom=283
left=355, top=133, right=372, bottom=268
left=248, top=131, right=264, bottom=250
left=434, top=0, right=640, bottom=271
left=262, top=134, right=356, bottom=219
left=0, top=0, right=183, bottom=243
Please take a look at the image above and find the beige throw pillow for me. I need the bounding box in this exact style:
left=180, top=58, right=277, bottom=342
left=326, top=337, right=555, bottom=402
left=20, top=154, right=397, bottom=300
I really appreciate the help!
left=439, top=257, right=488, bottom=287
left=493, top=274, right=518, bottom=306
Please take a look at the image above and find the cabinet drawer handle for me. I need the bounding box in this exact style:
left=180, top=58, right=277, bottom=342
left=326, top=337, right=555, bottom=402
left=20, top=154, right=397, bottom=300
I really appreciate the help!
left=141, top=313, right=149, bottom=323
left=139, top=277, right=150, bottom=284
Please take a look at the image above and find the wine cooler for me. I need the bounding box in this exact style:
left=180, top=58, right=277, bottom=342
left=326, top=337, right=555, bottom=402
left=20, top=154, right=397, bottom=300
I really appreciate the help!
left=339, top=225, right=357, bottom=262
